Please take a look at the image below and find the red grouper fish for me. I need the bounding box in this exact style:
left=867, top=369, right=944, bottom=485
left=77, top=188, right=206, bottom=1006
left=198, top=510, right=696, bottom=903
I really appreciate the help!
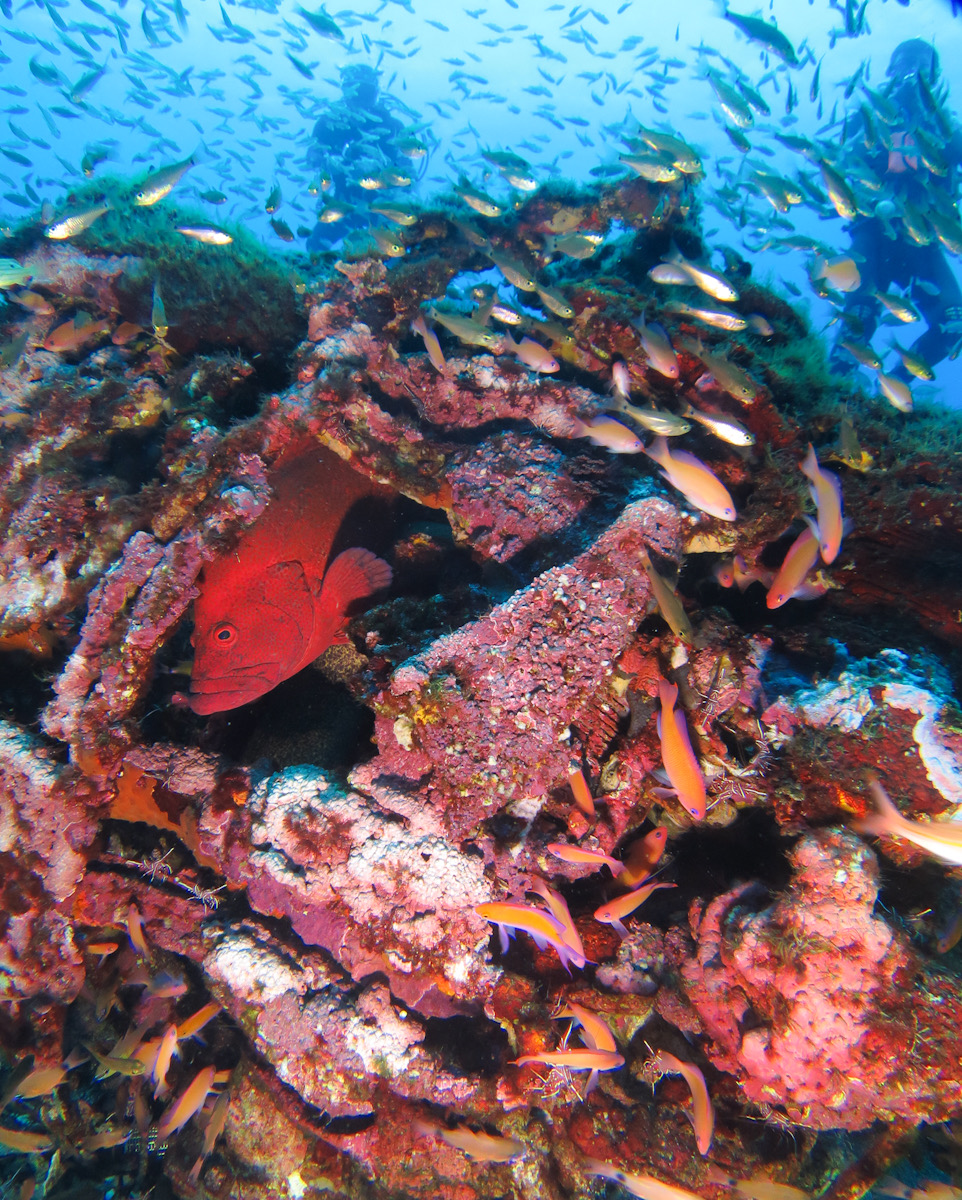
left=189, top=443, right=394, bottom=715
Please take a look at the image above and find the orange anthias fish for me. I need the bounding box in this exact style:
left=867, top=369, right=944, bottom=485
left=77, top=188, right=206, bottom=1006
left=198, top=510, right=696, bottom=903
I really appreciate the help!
left=765, top=524, right=820, bottom=610
left=594, top=880, right=677, bottom=938
left=190, top=444, right=394, bottom=714
left=414, top=1119, right=524, bottom=1163
left=585, top=1160, right=707, bottom=1200
left=43, top=316, right=111, bottom=353
left=800, top=444, right=844, bottom=564
left=648, top=1049, right=714, bottom=1155
left=157, top=1065, right=217, bottom=1140
left=657, top=680, right=707, bottom=821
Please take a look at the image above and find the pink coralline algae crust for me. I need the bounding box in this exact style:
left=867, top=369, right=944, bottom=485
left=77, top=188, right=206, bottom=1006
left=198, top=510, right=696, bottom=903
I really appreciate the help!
left=446, top=433, right=604, bottom=560
left=368, top=343, right=604, bottom=434
left=372, top=497, right=681, bottom=834
left=663, top=828, right=962, bottom=1130
left=193, top=762, right=497, bottom=1015
left=42, top=531, right=204, bottom=756
left=23, top=244, right=137, bottom=316
left=0, top=721, right=95, bottom=1002
left=203, top=921, right=479, bottom=1118
left=39, top=453, right=272, bottom=768
left=0, top=470, right=119, bottom=632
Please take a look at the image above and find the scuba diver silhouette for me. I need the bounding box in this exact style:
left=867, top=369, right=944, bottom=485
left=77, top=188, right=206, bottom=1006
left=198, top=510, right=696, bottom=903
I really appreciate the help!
left=830, top=39, right=962, bottom=380
left=306, top=64, right=422, bottom=252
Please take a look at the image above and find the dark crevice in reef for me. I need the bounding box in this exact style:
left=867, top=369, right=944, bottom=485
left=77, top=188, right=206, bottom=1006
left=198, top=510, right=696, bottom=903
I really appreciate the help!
left=420, top=1013, right=510, bottom=1079
left=195, top=668, right=380, bottom=774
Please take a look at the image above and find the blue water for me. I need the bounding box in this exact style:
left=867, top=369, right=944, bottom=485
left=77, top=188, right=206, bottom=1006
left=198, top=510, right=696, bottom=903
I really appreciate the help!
left=3, top=0, right=962, bottom=403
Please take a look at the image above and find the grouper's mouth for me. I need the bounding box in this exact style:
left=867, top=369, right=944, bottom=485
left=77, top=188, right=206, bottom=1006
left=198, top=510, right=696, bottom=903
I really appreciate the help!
left=188, top=663, right=280, bottom=715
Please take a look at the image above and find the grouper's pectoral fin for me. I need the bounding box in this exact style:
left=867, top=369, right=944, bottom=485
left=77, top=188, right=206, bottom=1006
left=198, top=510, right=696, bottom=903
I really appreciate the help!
left=316, top=547, right=392, bottom=627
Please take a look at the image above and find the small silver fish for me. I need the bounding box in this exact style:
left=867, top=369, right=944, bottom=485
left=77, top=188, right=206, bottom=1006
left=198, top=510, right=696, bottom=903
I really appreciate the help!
left=43, top=202, right=109, bottom=239
left=134, top=155, right=195, bottom=207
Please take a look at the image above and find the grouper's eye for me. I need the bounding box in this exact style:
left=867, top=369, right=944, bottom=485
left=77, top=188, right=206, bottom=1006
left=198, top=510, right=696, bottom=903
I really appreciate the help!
left=213, top=622, right=237, bottom=644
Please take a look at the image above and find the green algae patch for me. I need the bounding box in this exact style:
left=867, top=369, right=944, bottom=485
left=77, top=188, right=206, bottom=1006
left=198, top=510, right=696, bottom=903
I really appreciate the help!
left=38, top=175, right=306, bottom=359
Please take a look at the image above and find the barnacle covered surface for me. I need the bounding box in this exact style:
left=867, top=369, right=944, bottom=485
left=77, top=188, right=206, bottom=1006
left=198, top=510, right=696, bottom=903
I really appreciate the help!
left=1, top=173, right=962, bottom=1200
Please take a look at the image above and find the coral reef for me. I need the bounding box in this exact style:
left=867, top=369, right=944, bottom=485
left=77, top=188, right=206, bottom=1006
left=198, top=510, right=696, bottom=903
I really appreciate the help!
left=2, top=169, right=962, bottom=1200
left=662, top=829, right=962, bottom=1131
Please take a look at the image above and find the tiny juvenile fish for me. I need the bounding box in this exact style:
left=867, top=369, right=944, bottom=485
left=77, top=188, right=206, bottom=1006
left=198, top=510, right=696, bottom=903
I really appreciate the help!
left=151, top=283, right=168, bottom=339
